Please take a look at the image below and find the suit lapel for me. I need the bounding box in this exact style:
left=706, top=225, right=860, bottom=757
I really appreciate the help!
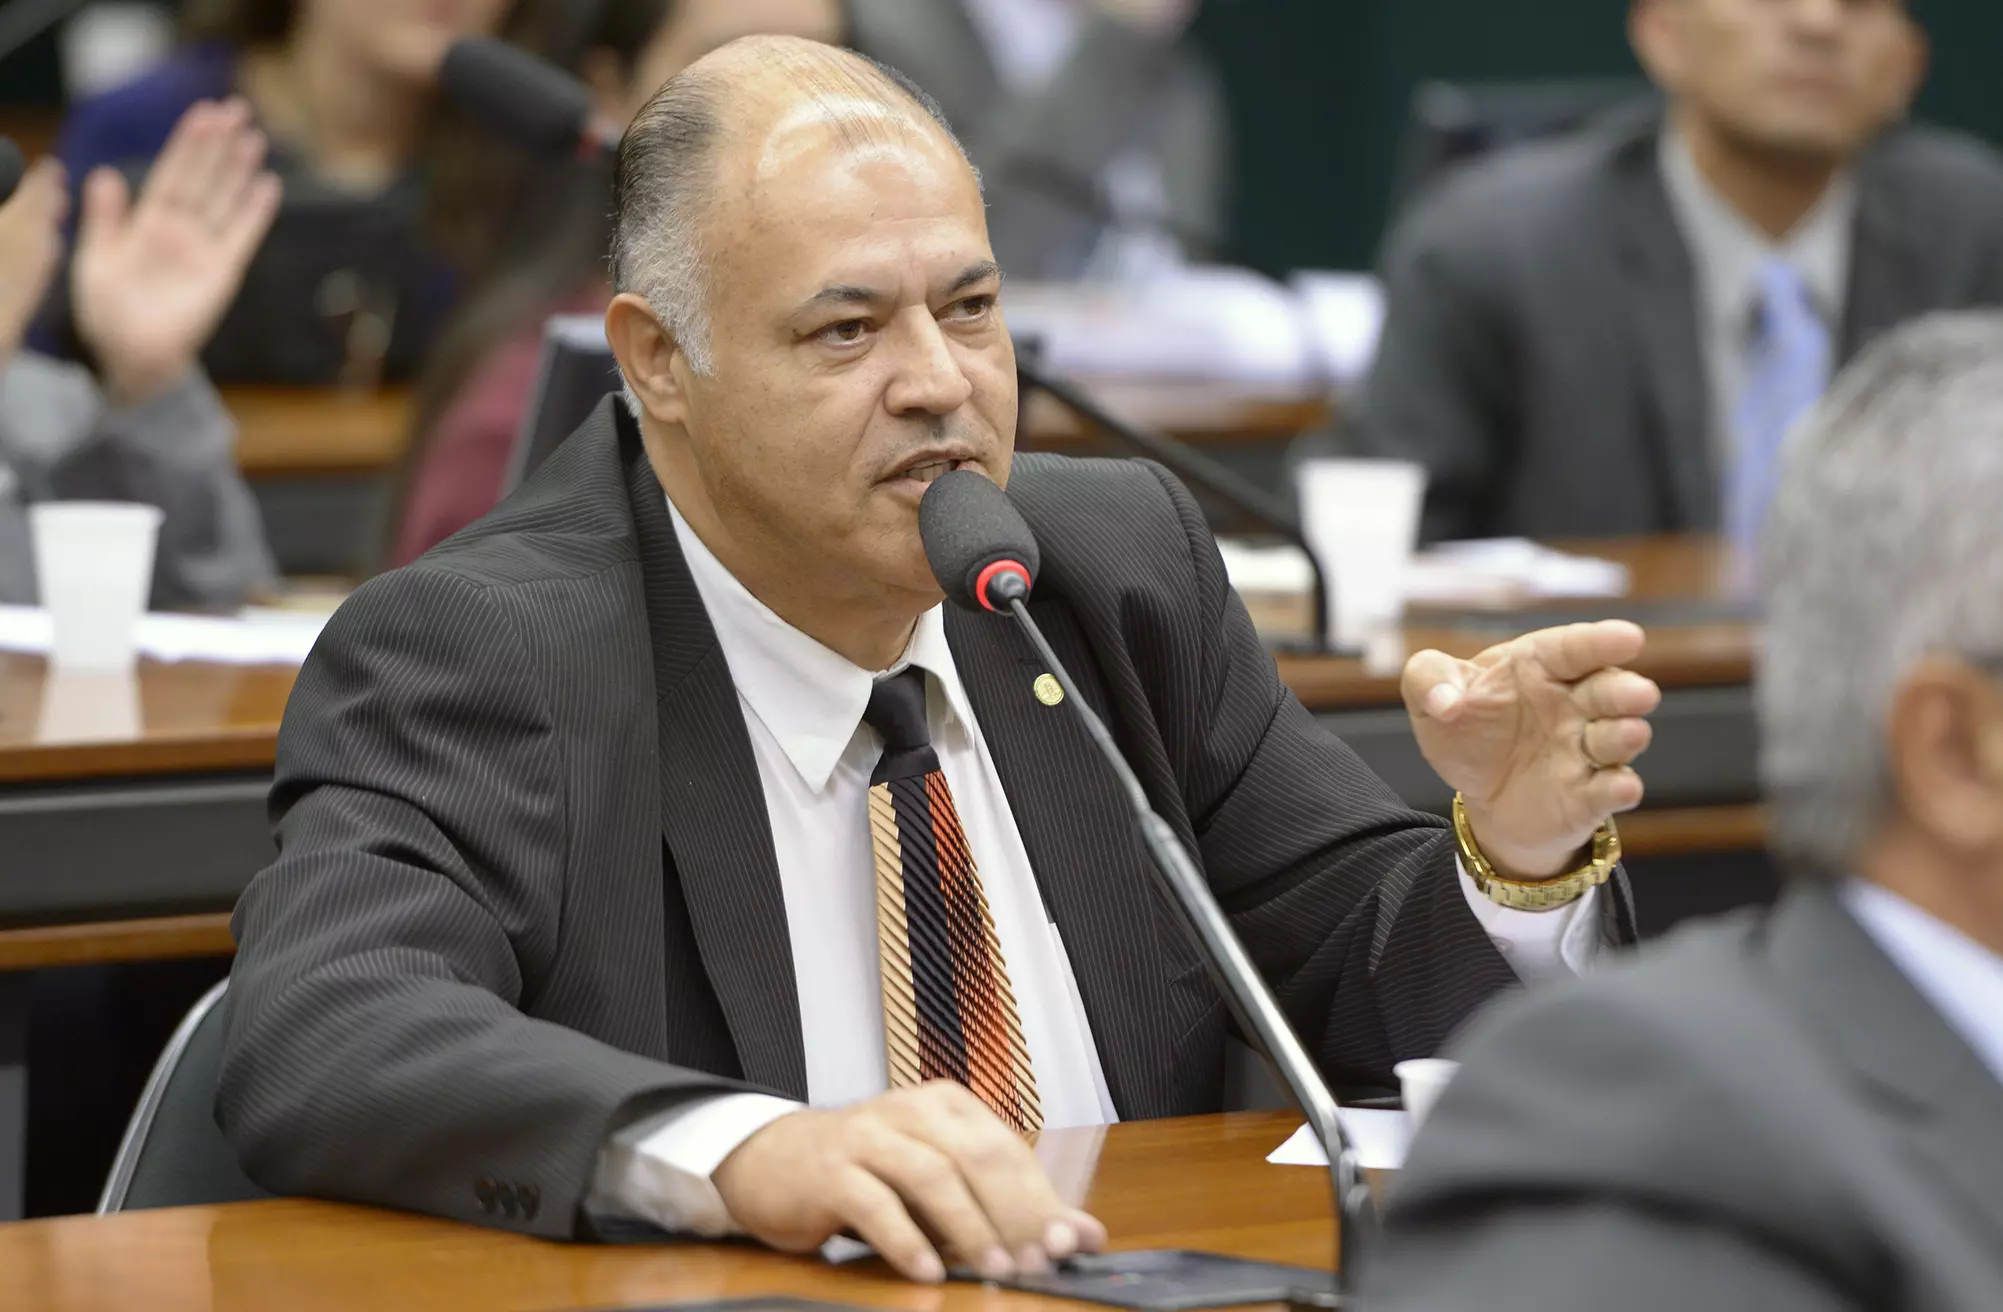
left=1766, top=885, right=2003, bottom=1246
left=1609, top=130, right=1717, bottom=531
left=1842, top=155, right=1933, bottom=363
left=945, top=601, right=1201, bottom=1120
left=623, top=421, right=807, bottom=1099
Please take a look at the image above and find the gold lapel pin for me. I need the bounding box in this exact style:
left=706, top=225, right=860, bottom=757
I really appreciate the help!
left=1032, top=673, right=1065, bottom=707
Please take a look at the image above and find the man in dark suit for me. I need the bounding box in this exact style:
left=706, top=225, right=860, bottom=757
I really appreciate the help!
left=220, top=37, right=1659, bottom=1282
left=846, top=0, right=1227, bottom=279
left=1364, top=313, right=2003, bottom=1310
left=1352, top=0, right=2003, bottom=544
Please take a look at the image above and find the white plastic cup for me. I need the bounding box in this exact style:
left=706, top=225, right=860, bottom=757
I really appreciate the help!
left=30, top=502, right=163, bottom=672
left=1395, top=1057, right=1461, bottom=1134
left=1296, top=458, right=1427, bottom=648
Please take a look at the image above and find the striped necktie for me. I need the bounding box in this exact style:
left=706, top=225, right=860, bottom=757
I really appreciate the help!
left=864, top=667, right=1042, bottom=1134
left=1727, top=259, right=1832, bottom=554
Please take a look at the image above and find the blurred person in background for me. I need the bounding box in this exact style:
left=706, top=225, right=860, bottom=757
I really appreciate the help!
left=386, top=0, right=845, bottom=568
left=1363, top=313, right=2003, bottom=1311
left=37, top=0, right=518, bottom=384
left=846, top=0, right=1228, bottom=281
left=1351, top=0, right=2003, bottom=545
left=0, top=101, right=278, bottom=610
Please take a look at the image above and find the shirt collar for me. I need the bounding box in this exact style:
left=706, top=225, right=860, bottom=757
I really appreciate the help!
left=962, top=0, right=1084, bottom=92
left=1659, top=125, right=1857, bottom=336
left=1841, top=879, right=2003, bottom=1088
left=667, top=496, right=975, bottom=792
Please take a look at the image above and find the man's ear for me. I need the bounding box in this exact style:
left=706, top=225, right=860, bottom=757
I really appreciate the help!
left=1628, top=0, right=1678, bottom=90
left=1883, top=19, right=1930, bottom=122
left=1888, top=658, right=2003, bottom=854
left=605, top=292, right=691, bottom=428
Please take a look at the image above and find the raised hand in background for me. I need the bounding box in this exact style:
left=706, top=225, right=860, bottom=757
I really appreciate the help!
left=71, top=97, right=283, bottom=405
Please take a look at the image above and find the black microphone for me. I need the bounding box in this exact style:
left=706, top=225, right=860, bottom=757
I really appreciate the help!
left=0, top=137, right=22, bottom=205
left=919, top=470, right=1371, bottom=1300
left=439, top=37, right=619, bottom=159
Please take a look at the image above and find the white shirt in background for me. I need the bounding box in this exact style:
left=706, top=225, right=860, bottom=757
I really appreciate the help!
left=1843, top=880, right=2003, bottom=1086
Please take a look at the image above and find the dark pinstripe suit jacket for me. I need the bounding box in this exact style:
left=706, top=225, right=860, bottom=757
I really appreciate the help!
left=219, top=398, right=1632, bottom=1239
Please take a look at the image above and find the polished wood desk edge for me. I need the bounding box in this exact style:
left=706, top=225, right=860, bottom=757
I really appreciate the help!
left=0, top=732, right=282, bottom=785
left=225, top=385, right=1335, bottom=477
left=0, top=808, right=1765, bottom=971
left=0, top=912, right=237, bottom=972
left=1, top=1112, right=1333, bottom=1312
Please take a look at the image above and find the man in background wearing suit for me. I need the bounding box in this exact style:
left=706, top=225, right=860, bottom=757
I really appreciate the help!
left=846, top=0, right=1227, bottom=279
left=1354, top=0, right=2003, bottom=545
left=1365, top=312, right=2003, bottom=1310
left=221, top=37, right=1660, bottom=1284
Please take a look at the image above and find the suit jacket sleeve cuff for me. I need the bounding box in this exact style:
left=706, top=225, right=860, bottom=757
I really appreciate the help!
left=588, top=1092, right=802, bottom=1237
left=1455, top=855, right=1604, bottom=982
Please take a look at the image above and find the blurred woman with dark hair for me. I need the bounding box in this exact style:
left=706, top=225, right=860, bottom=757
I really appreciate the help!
left=44, top=0, right=517, bottom=384
left=387, top=0, right=844, bottom=568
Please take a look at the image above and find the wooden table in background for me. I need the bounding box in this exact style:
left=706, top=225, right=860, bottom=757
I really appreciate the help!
left=224, top=381, right=1334, bottom=477
left=1, top=1112, right=1330, bottom=1312
left=0, top=536, right=1760, bottom=974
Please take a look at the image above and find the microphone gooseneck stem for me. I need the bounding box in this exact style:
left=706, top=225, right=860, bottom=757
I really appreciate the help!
left=1003, top=595, right=1367, bottom=1293
left=1015, top=363, right=1336, bottom=655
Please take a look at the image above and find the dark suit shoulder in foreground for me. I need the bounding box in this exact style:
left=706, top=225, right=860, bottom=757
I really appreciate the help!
left=1365, top=885, right=2003, bottom=1311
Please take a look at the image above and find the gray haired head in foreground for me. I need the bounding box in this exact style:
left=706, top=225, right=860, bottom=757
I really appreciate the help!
left=608, top=36, right=977, bottom=412
left=1759, top=310, right=2003, bottom=877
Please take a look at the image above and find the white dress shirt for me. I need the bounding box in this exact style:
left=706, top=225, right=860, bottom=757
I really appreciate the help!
left=962, top=0, right=1084, bottom=93
left=1843, top=880, right=2003, bottom=1086
left=1658, top=126, right=1858, bottom=481
left=594, top=496, right=1604, bottom=1234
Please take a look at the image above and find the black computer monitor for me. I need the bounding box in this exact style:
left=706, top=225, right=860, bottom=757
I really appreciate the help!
left=506, top=314, right=623, bottom=492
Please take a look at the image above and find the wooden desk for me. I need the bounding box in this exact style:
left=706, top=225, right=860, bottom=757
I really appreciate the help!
left=1, top=1112, right=1329, bottom=1312
left=224, top=382, right=1333, bottom=478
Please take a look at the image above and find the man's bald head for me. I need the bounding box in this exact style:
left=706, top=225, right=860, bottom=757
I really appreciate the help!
left=610, top=35, right=977, bottom=377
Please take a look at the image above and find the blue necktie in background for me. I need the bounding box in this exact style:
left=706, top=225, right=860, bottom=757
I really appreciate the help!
left=1727, top=259, right=1832, bottom=554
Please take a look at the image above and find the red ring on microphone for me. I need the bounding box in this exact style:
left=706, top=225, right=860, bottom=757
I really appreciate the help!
left=973, top=560, right=1032, bottom=612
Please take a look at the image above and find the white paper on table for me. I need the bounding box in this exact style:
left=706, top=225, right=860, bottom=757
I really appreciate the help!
left=1405, top=539, right=1630, bottom=606
left=1267, top=1109, right=1412, bottom=1172
left=0, top=605, right=329, bottom=665
left=1288, top=270, right=1386, bottom=389
left=1002, top=267, right=1321, bottom=386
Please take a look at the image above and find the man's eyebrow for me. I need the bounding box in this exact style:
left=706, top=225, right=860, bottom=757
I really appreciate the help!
left=797, top=262, right=1001, bottom=314
left=941, top=261, right=1001, bottom=298
left=800, top=283, right=886, bottom=312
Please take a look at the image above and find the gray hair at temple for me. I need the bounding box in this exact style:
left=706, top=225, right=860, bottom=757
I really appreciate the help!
left=608, top=38, right=978, bottom=404
left=1759, top=311, right=2003, bottom=877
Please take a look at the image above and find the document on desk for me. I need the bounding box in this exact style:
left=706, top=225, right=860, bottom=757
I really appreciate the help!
left=0, top=605, right=329, bottom=664
left=1267, top=1109, right=1412, bottom=1171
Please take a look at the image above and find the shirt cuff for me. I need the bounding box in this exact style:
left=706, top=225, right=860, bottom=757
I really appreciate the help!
left=1455, top=854, right=1603, bottom=982
left=590, top=1092, right=801, bottom=1237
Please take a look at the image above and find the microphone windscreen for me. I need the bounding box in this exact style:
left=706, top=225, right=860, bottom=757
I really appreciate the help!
left=919, top=470, right=1041, bottom=612
left=0, top=138, right=22, bottom=205
left=439, top=38, right=594, bottom=155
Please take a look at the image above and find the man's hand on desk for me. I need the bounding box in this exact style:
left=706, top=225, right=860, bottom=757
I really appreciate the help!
left=1402, top=620, right=1662, bottom=880
left=712, top=1081, right=1106, bottom=1285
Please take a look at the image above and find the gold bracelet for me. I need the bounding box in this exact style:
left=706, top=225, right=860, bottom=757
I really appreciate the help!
left=1452, top=794, right=1621, bottom=911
